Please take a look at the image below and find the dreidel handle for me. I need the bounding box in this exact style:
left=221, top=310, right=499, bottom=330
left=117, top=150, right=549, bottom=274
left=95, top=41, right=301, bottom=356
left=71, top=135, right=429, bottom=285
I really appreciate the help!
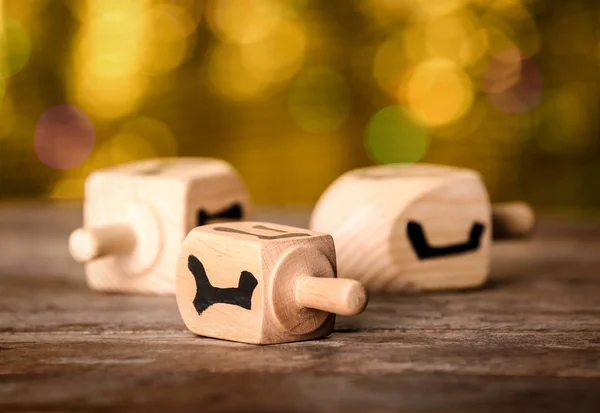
left=69, top=225, right=136, bottom=263
left=492, top=201, right=536, bottom=240
left=294, top=277, right=368, bottom=316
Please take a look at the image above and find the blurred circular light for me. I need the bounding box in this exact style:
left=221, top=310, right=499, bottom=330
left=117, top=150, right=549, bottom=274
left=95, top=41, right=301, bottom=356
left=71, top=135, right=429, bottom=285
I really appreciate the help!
left=153, top=3, right=198, bottom=38
left=146, top=4, right=197, bottom=74
left=241, top=21, right=306, bottom=85
left=207, top=0, right=284, bottom=44
left=364, top=105, right=430, bottom=164
left=0, top=18, right=31, bottom=78
left=34, top=105, right=96, bottom=170
left=166, top=0, right=204, bottom=26
left=119, top=117, right=178, bottom=157
left=414, top=0, right=466, bottom=19
left=485, top=52, right=542, bottom=114
left=72, top=0, right=150, bottom=119
left=373, top=35, right=411, bottom=96
left=402, top=59, right=474, bottom=127
left=424, top=9, right=488, bottom=68
left=74, top=75, right=147, bottom=120
left=288, top=67, right=352, bottom=134
left=207, top=43, right=268, bottom=101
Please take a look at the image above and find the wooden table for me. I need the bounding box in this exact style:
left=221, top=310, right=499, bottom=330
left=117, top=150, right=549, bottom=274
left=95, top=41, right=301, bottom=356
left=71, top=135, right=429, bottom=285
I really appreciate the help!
left=1, top=204, right=599, bottom=413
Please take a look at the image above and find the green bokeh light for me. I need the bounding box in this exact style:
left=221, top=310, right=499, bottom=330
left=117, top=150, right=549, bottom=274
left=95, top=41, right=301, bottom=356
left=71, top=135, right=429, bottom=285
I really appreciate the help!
left=1, top=18, right=31, bottom=78
left=288, top=67, right=352, bottom=134
left=364, top=105, right=430, bottom=164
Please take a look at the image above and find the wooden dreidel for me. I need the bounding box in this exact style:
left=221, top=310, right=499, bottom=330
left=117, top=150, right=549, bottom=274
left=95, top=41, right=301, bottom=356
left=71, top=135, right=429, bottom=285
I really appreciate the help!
left=175, top=222, right=368, bottom=344
left=69, top=158, right=250, bottom=295
left=310, top=164, right=535, bottom=293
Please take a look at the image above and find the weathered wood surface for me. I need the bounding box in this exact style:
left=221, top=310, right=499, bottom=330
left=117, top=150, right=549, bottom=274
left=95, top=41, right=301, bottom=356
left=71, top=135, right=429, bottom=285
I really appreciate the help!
left=1, top=203, right=600, bottom=413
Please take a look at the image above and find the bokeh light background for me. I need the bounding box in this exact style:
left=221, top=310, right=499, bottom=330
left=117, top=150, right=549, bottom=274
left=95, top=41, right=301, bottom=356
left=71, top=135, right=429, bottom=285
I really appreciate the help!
left=0, top=0, right=599, bottom=213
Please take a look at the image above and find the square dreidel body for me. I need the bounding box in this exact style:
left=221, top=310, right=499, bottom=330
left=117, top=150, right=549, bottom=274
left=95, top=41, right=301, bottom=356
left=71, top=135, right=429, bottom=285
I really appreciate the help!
left=310, top=164, right=492, bottom=292
left=176, top=222, right=368, bottom=344
left=69, top=158, right=250, bottom=295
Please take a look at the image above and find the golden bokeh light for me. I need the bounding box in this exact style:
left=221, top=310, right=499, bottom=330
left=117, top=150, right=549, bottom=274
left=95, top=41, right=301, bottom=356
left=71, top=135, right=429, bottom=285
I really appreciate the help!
left=166, top=0, right=204, bottom=26
left=207, top=0, right=285, bottom=44
left=288, top=67, right=352, bottom=134
left=145, top=3, right=197, bottom=74
left=401, top=59, right=474, bottom=127
left=413, top=0, right=468, bottom=20
left=424, top=8, right=488, bottom=68
left=241, top=20, right=306, bottom=85
left=4, top=0, right=600, bottom=211
left=207, top=9, right=306, bottom=102
left=207, top=42, right=269, bottom=101
left=71, top=0, right=151, bottom=119
left=373, top=34, right=411, bottom=97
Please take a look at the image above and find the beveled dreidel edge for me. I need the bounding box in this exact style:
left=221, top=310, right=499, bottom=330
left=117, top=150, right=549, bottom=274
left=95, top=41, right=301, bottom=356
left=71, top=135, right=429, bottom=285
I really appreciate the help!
left=69, top=225, right=136, bottom=263
left=491, top=201, right=536, bottom=240
left=294, top=277, right=368, bottom=316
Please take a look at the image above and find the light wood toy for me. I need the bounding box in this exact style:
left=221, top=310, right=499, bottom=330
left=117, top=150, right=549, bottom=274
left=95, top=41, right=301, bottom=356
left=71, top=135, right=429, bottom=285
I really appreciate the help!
left=175, top=221, right=368, bottom=344
left=68, top=157, right=250, bottom=295
left=310, top=164, right=536, bottom=293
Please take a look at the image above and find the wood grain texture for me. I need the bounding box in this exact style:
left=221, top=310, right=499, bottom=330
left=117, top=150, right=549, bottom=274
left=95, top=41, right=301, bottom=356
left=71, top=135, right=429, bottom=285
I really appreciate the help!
left=311, top=164, right=537, bottom=293
left=310, top=164, right=492, bottom=292
left=1, top=203, right=600, bottom=412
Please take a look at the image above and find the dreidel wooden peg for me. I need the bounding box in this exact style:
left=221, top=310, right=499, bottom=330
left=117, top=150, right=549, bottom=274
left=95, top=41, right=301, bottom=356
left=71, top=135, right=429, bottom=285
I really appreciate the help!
left=491, top=201, right=536, bottom=240
left=70, top=225, right=136, bottom=263
left=310, top=163, right=536, bottom=293
left=176, top=222, right=368, bottom=344
left=68, top=157, right=250, bottom=295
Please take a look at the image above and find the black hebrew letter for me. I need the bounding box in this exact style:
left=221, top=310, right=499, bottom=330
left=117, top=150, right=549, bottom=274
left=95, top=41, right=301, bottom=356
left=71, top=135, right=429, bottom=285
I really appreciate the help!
left=197, top=203, right=244, bottom=226
left=406, top=221, right=485, bottom=260
left=188, top=255, right=258, bottom=315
